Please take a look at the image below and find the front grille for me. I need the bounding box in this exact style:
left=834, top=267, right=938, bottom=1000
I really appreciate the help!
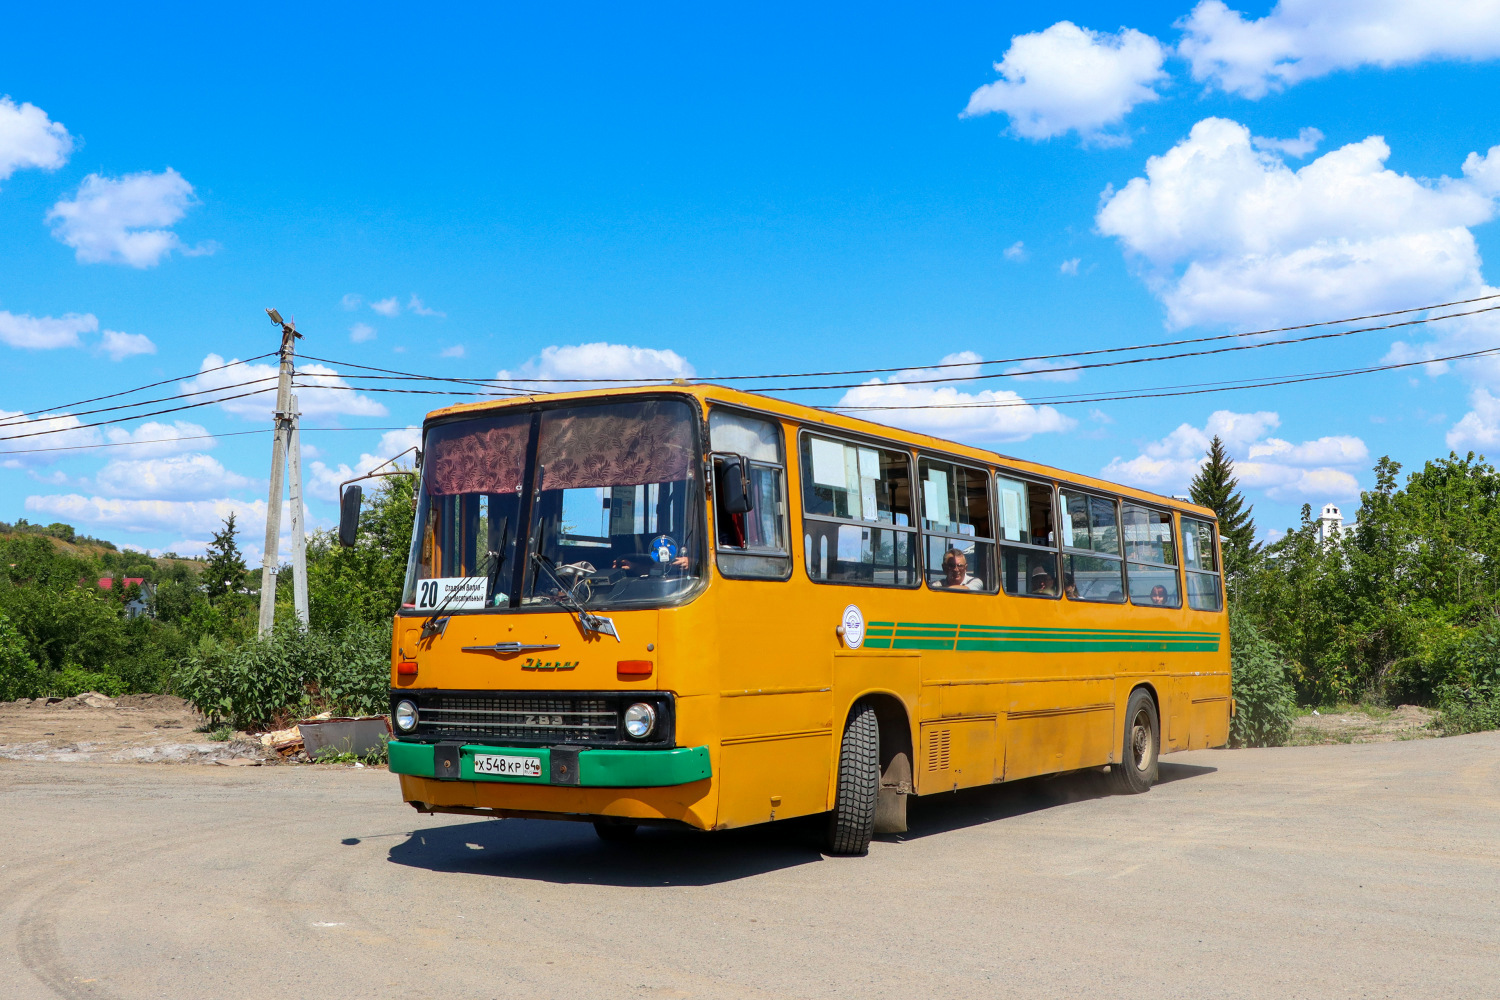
left=395, top=690, right=674, bottom=747
left=420, top=694, right=616, bottom=742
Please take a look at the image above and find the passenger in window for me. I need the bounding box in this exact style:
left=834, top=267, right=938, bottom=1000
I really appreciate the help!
left=1149, top=584, right=1168, bottom=606
left=1063, top=573, right=1079, bottom=599
left=941, top=549, right=984, bottom=591
left=1029, top=563, right=1057, bottom=596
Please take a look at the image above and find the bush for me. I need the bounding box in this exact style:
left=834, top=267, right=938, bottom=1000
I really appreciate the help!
left=1229, top=609, right=1297, bottom=747
left=1433, top=688, right=1500, bottom=736
left=0, top=610, right=45, bottom=701
left=175, top=621, right=392, bottom=730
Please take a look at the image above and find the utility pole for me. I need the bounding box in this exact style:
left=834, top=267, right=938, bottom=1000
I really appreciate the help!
left=287, top=393, right=309, bottom=626
left=257, top=309, right=302, bottom=636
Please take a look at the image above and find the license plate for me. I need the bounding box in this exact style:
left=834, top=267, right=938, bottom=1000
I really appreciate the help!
left=471, top=753, right=542, bottom=777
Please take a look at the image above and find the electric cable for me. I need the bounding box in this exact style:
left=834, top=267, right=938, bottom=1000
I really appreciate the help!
left=0, top=352, right=278, bottom=426
left=0, top=425, right=415, bottom=457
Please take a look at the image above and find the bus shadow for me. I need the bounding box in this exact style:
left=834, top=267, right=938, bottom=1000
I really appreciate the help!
left=386, top=815, right=826, bottom=886
left=895, top=761, right=1218, bottom=842
left=384, top=763, right=1217, bottom=885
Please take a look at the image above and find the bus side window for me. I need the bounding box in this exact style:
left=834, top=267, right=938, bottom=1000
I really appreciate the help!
left=800, top=432, right=918, bottom=587
left=996, top=474, right=1060, bottom=599
left=1121, top=502, right=1181, bottom=608
left=1182, top=517, right=1223, bottom=611
left=709, top=409, right=790, bottom=580
left=1059, top=489, right=1125, bottom=603
left=920, top=457, right=996, bottom=593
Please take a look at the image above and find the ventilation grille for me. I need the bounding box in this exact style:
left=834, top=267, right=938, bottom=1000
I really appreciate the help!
left=925, top=728, right=952, bottom=772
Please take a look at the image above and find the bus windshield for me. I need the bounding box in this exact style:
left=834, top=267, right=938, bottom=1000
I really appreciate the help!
left=401, top=397, right=704, bottom=614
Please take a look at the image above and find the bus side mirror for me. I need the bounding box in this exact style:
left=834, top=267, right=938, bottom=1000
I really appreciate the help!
left=720, top=456, right=754, bottom=515
left=338, top=484, right=363, bottom=547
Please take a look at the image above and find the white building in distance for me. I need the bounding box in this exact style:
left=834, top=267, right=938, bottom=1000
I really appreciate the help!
left=1315, top=503, right=1355, bottom=547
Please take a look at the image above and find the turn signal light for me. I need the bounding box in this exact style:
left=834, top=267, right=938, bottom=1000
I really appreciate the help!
left=617, top=659, right=653, bottom=677
left=397, top=662, right=419, bottom=676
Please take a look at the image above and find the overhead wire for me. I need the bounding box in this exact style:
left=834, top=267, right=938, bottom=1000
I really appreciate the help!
left=0, top=352, right=278, bottom=426
left=0, top=425, right=414, bottom=457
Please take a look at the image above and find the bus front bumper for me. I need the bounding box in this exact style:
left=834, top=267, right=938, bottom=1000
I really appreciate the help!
left=387, top=739, right=711, bottom=787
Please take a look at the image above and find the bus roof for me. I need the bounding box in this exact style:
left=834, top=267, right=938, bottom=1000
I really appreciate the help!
left=423, top=383, right=1219, bottom=521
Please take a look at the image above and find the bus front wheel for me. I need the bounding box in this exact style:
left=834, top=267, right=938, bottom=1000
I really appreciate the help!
left=1110, top=689, right=1159, bottom=794
left=824, top=702, right=879, bottom=856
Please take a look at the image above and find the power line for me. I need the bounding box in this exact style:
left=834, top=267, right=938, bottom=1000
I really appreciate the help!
left=306, top=292, right=1500, bottom=385
left=0, top=375, right=279, bottom=427
left=827, top=343, right=1500, bottom=411
left=0, top=352, right=277, bottom=426
left=0, top=425, right=414, bottom=457
left=0, top=385, right=285, bottom=443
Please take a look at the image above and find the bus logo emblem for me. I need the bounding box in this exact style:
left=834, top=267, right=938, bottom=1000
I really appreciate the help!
left=840, top=605, right=864, bottom=649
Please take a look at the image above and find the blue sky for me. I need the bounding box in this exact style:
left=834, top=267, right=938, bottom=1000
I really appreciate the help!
left=5, top=1, right=1500, bottom=560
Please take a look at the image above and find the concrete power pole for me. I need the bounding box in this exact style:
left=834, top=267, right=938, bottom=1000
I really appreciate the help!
left=257, top=310, right=303, bottom=636
left=287, top=393, right=309, bottom=626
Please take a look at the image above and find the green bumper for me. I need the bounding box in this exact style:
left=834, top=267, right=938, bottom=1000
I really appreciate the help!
left=387, top=739, right=711, bottom=787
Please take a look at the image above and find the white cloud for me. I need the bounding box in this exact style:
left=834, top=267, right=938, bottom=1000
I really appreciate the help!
left=832, top=352, right=1075, bottom=443
left=0, top=309, right=96, bottom=350
left=340, top=293, right=362, bottom=311
left=94, top=452, right=252, bottom=500
left=46, top=168, right=212, bottom=268
left=178, top=353, right=386, bottom=420
left=1096, top=118, right=1500, bottom=328
left=1102, top=409, right=1365, bottom=500
left=1059, top=257, right=1081, bottom=275
left=370, top=297, right=400, bottom=317
left=307, top=426, right=422, bottom=501
left=963, top=21, right=1167, bottom=145
left=350, top=322, right=376, bottom=343
left=1003, top=241, right=1027, bottom=261
left=23, top=495, right=308, bottom=555
left=1252, top=126, right=1323, bottom=158
left=102, top=420, right=215, bottom=457
left=0, top=411, right=103, bottom=468
left=0, top=96, right=73, bottom=182
left=1179, top=0, right=1500, bottom=99
left=1447, top=387, right=1500, bottom=450
left=440, top=344, right=465, bottom=358
left=408, top=294, right=445, bottom=317
left=498, top=342, right=695, bottom=389
left=97, top=329, right=156, bottom=361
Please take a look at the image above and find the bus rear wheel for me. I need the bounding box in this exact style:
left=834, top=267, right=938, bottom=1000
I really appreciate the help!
left=824, top=702, right=879, bottom=856
left=1110, top=689, right=1159, bottom=794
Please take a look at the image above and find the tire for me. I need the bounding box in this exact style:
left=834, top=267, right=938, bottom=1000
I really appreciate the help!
left=593, top=821, right=638, bottom=843
left=1110, top=689, right=1159, bottom=794
left=824, top=702, right=879, bottom=856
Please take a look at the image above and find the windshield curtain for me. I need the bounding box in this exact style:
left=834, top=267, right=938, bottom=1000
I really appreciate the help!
left=402, top=398, right=704, bottom=613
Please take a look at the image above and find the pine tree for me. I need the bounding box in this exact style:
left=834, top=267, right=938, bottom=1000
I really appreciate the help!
left=1189, top=435, right=1259, bottom=576
left=203, top=512, right=248, bottom=602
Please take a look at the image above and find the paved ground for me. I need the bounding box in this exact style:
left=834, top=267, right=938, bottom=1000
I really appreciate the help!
left=3, top=734, right=1498, bottom=1000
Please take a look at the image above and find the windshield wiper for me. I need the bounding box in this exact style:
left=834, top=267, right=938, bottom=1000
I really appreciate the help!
left=485, top=517, right=511, bottom=606
left=530, top=549, right=621, bottom=642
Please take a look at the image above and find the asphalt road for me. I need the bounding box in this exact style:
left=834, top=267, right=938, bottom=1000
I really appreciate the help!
left=3, top=734, right=1497, bottom=1000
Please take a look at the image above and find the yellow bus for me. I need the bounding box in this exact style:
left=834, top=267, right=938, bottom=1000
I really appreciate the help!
left=348, top=384, right=1230, bottom=854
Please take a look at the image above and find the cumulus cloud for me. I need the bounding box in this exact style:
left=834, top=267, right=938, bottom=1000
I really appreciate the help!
left=1059, top=257, right=1081, bottom=275
left=0, top=310, right=96, bottom=350
left=831, top=352, right=1076, bottom=443
left=0, top=96, right=73, bottom=182
left=1179, top=0, right=1500, bottom=99
left=308, top=427, right=421, bottom=501
left=1447, top=387, right=1500, bottom=450
left=0, top=410, right=101, bottom=468
left=340, top=293, right=362, bottom=311
left=47, top=168, right=212, bottom=268
left=1252, top=126, right=1323, bottom=158
left=1003, top=241, right=1027, bottom=261
left=349, top=322, right=376, bottom=343
left=23, top=495, right=306, bottom=556
left=97, top=329, right=155, bottom=361
left=102, top=420, right=215, bottom=457
left=370, top=297, right=400, bottom=317
left=408, top=294, right=445, bottom=317
left=1096, top=118, right=1500, bottom=328
left=963, top=21, right=1167, bottom=145
left=178, top=353, right=386, bottom=420
left=498, top=342, right=695, bottom=390
left=1101, top=409, right=1366, bottom=500
left=94, top=452, right=252, bottom=500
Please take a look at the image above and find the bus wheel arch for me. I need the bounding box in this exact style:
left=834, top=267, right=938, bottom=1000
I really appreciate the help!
left=858, top=692, right=913, bottom=836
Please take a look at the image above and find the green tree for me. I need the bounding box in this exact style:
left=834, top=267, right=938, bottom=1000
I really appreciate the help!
left=1189, top=435, right=1259, bottom=577
left=203, top=513, right=248, bottom=603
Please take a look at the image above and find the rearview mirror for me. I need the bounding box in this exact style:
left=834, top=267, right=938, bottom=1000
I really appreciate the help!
left=338, top=484, right=363, bottom=547
left=719, top=456, right=754, bottom=515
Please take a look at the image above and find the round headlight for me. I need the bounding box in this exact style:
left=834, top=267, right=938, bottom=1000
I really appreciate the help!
left=624, top=702, right=656, bottom=739
left=394, top=699, right=418, bottom=733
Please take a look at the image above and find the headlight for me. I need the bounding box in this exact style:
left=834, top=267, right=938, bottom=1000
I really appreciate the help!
left=394, top=699, right=418, bottom=732
left=624, top=702, right=656, bottom=739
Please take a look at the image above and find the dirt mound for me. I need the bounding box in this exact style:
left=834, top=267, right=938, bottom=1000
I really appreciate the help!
left=1290, top=704, right=1436, bottom=745
left=0, top=693, right=264, bottom=765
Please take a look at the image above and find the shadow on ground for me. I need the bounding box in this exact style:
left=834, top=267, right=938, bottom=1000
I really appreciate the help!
left=379, top=761, right=1218, bottom=886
